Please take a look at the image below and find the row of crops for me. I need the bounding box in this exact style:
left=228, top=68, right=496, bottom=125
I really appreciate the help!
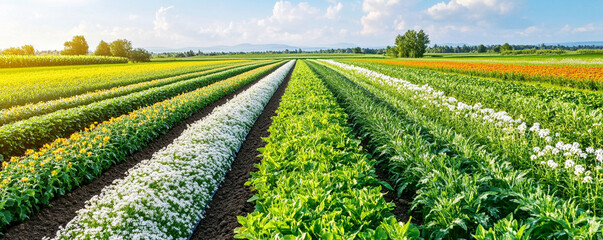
left=0, top=55, right=128, bottom=68
left=0, top=59, right=285, bottom=230
left=353, top=59, right=603, bottom=91
left=1, top=56, right=602, bottom=238
left=0, top=59, right=248, bottom=108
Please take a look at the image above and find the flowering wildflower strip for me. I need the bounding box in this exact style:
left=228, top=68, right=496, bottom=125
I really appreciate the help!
left=0, top=60, right=258, bottom=126
left=0, top=62, right=283, bottom=230
left=343, top=60, right=603, bottom=152
left=235, top=61, right=419, bottom=239
left=351, top=59, right=603, bottom=91
left=0, top=61, right=273, bottom=159
left=50, top=60, right=295, bottom=240
left=309, top=60, right=603, bottom=239
left=322, top=60, right=603, bottom=210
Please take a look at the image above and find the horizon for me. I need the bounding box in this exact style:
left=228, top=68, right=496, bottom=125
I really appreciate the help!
left=1, top=0, right=602, bottom=51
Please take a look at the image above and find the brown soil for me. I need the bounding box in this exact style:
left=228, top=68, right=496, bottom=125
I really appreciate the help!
left=0, top=64, right=286, bottom=240
left=188, top=63, right=293, bottom=240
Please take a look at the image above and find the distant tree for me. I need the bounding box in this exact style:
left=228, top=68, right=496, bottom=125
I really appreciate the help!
left=500, top=43, right=513, bottom=52
left=61, top=35, right=89, bottom=55
left=128, top=48, right=151, bottom=62
left=477, top=44, right=486, bottom=53
left=22, top=45, right=35, bottom=55
left=492, top=45, right=501, bottom=53
left=284, top=49, right=290, bottom=54
left=94, top=40, right=112, bottom=56
left=353, top=47, right=362, bottom=54
left=1, top=45, right=35, bottom=55
left=385, top=46, right=398, bottom=57
left=109, top=39, right=133, bottom=58
left=394, top=29, right=430, bottom=58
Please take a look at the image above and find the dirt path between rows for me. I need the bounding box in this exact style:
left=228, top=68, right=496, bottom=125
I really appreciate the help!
left=1, top=64, right=284, bottom=240
left=189, top=63, right=293, bottom=240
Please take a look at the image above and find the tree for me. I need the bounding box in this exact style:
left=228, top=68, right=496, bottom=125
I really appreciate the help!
left=393, top=29, right=430, bottom=58
left=353, top=47, right=362, bottom=54
left=477, top=44, right=486, bottom=53
left=109, top=39, right=133, bottom=58
left=128, top=48, right=151, bottom=62
left=61, top=35, right=89, bottom=55
left=500, top=43, right=513, bottom=52
left=94, top=40, right=112, bottom=56
left=1, top=45, right=35, bottom=55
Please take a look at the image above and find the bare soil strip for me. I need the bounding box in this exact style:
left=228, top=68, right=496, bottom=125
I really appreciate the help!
left=189, top=64, right=293, bottom=240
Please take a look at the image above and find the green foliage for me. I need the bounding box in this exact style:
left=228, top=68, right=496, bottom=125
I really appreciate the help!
left=0, top=62, right=282, bottom=230
left=0, top=55, right=127, bottom=68
left=109, top=39, right=132, bottom=58
left=500, top=43, right=513, bottom=53
left=0, top=61, right=275, bottom=159
left=1, top=45, right=35, bottom=55
left=0, top=61, right=256, bottom=125
left=127, top=48, right=151, bottom=62
left=61, top=35, right=89, bottom=55
left=477, top=44, right=487, bottom=53
left=394, top=30, right=430, bottom=58
left=576, top=49, right=603, bottom=54
left=94, top=40, right=112, bottom=56
left=235, top=61, right=420, bottom=239
left=312, top=60, right=603, bottom=239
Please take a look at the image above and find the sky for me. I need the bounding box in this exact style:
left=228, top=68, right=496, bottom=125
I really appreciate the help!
left=0, top=0, right=602, bottom=50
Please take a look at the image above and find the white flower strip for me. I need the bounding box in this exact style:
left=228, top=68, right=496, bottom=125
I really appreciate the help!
left=50, top=60, right=295, bottom=240
left=321, top=60, right=603, bottom=183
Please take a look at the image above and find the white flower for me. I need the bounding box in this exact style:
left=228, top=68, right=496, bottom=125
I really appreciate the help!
left=547, top=160, right=558, bottom=169
left=530, top=155, right=538, bottom=161
left=545, top=137, right=552, bottom=142
left=533, top=147, right=541, bottom=153
left=586, top=147, right=595, bottom=153
left=583, top=176, right=593, bottom=183
left=574, top=165, right=585, bottom=175
left=564, top=159, right=575, bottom=169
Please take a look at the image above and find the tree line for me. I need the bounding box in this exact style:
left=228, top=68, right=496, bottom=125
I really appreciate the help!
left=427, top=43, right=603, bottom=54
left=1, top=36, right=151, bottom=62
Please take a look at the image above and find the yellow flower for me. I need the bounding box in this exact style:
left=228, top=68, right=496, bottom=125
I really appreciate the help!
left=2, top=179, right=8, bottom=184
left=103, top=136, right=110, bottom=142
left=51, top=170, right=58, bottom=176
left=29, top=161, right=35, bottom=167
left=79, top=148, right=87, bottom=154
left=21, top=177, right=28, bottom=182
left=56, top=155, right=63, bottom=161
left=25, top=149, right=34, bottom=155
left=67, top=162, right=72, bottom=168
left=10, top=157, right=18, bottom=162
left=29, top=168, right=35, bottom=172
left=87, top=152, right=92, bottom=156
left=2, top=162, right=8, bottom=167
left=39, top=162, right=45, bottom=167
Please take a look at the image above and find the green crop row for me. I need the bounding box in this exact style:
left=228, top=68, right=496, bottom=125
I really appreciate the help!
left=310, top=60, right=603, bottom=239
left=325, top=60, right=603, bottom=213
left=0, top=55, right=128, bottom=68
left=0, top=60, right=245, bottom=109
left=0, top=60, right=261, bottom=126
left=235, top=61, right=419, bottom=239
left=344, top=61, right=603, bottom=149
left=0, top=61, right=275, bottom=160
left=0, top=61, right=282, bottom=230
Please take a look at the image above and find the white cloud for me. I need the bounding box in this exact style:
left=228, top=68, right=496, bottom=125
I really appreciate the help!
left=360, top=0, right=401, bottom=35
left=326, top=2, right=343, bottom=19
left=128, top=14, right=139, bottom=21
left=427, top=0, right=519, bottom=20
left=153, top=6, right=174, bottom=36
left=271, top=1, right=319, bottom=22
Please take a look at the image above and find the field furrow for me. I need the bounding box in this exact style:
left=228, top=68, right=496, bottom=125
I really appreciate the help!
left=0, top=61, right=282, bottom=230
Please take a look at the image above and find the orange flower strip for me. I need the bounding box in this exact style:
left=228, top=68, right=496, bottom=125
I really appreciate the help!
left=353, top=59, right=603, bottom=86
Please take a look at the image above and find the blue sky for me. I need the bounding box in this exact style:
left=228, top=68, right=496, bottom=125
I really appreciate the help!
left=0, top=0, right=602, bottom=50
